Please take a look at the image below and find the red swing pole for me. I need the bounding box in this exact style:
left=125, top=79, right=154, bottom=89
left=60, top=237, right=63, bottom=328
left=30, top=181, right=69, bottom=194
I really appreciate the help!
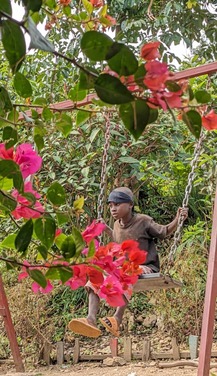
left=0, top=275, right=25, bottom=372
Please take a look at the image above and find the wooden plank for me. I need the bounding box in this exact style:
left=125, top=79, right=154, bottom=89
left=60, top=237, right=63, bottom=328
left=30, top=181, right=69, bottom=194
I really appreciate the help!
left=134, top=274, right=182, bottom=292
left=141, top=339, right=151, bottom=361
left=109, top=338, right=118, bottom=357
left=189, top=335, right=199, bottom=360
left=0, top=275, right=25, bottom=372
left=172, top=337, right=180, bottom=360
left=173, top=61, right=217, bottom=81
left=123, top=337, right=132, bottom=362
left=56, top=341, right=64, bottom=365
left=73, top=338, right=80, bottom=364
left=198, top=185, right=217, bottom=376
left=80, top=354, right=112, bottom=361
left=43, top=342, right=51, bottom=365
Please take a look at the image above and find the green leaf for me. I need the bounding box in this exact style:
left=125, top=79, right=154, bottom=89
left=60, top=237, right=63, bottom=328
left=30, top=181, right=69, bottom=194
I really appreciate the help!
left=55, top=233, right=66, bottom=250
left=79, top=70, right=96, bottom=90
left=45, top=266, right=72, bottom=283
left=28, top=269, right=47, bottom=288
left=0, top=87, right=13, bottom=111
left=1, top=20, right=26, bottom=73
left=195, top=90, right=211, bottom=104
left=71, top=227, right=85, bottom=255
left=81, top=31, right=113, bottom=61
left=61, top=235, right=76, bottom=259
left=95, top=74, right=133, bottom=104
left=34, top=134, right=44, bottom=151
left=22, top=0, right=42, bottom=12
left=47, top=181, right=66, bottom=206
left=165, top=80, right=181, bottom=92
left=182, top=110, right=202, bottom=139
left=119, top=100, right=150, bottom=140
left=14, top=72, right=32, bottom=98
left=15, top=219, right=33, bottom=253
left=0, top=160, right=24, bottom=192
left=148, top=108, right=158, bottom=124
left=56, top=212, right=70, bottom=226
left=56, top=113, right=72, bottom=137
left=0, top=177, right=13, bottom=191
left=134, top=64, right=147, bottom=87
left=27, top=16, right=55, bottom=52
left=68, top=86, right=87, bottom=102
left=3, top=126, right=18, bottom=149
left=37, top=244, right=48, bottom=260
left=119, top=156, right=140, bottom=164
left=42, top=107, right=53, bottom=121
left=0, top=234, right=16, bottom=249
left=82, top=0, right=93, bottom=14
left=0, top=191, right=17, bottom=212
left=0, top=0, right=12, bottom=16
left=87, top=239, right=95, bottom=257
left=34, top=216, right=56, bottom=249
left=76, top=110, right=90, bottom=127
left=21, top=192, right=36, bottom=206
left=106, top=42, right=138, bottom=76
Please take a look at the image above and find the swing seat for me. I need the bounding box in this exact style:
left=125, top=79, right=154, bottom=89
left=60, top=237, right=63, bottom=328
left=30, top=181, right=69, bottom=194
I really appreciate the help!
left=133, top=273, right=182, bottom=292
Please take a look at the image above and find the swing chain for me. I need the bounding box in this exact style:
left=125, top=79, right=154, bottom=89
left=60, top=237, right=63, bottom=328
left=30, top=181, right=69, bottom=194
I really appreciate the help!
left=168, top=131, right=206, bottom=262
left=97, top=114, right=111, bottom=220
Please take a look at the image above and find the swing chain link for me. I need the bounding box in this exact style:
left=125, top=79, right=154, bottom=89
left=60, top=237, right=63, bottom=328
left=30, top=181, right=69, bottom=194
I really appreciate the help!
left=97, top=113, right=111, bottom=220
left=168, top=131, right=206, bottom=262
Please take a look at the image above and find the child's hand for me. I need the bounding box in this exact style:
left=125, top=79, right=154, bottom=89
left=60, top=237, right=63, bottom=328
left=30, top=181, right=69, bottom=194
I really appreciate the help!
left=177, top=207, right=188, bottom=220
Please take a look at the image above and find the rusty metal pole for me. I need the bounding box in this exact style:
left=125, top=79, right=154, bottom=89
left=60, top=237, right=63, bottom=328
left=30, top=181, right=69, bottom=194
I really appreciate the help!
left=197, top=185, right=217, bottom=376
left=0, top=275, right=25, bottom=372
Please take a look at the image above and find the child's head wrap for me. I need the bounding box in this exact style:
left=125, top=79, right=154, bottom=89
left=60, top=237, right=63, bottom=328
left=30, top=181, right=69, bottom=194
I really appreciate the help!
left=108, top=187, right=134, bottom=204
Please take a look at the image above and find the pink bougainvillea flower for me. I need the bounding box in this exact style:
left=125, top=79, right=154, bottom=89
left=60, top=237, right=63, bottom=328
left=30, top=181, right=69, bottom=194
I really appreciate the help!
left=120, top=75, right=141, bottom=92
left=87, top=266, right=104, bottom=285
left=90, top=0, right=104, bottom=7
left=11, top=181, right=44, bottom=219
left=0, top=143, right=42, bottom=179
left=65, top=265, right=87, bottom=290
left=32, top=280, right=53, bottom=294
left=202, top=110, right=217, bottom=131
left=55, top=228, right=62, bottom=238
left=104, top=14, right=116, bottom=25
left=99, top=275, right=125, bottom=307
left=14, top=143, right=42, bottom=179
left=0, top=144, right=14, bottom=160
left=140, top=41, right=161, bottom=61
left=148, top=90, right=182, bottom=111
left=82, top=220, right=106, bottom=243
left=144, top=61, right=169, bottom=91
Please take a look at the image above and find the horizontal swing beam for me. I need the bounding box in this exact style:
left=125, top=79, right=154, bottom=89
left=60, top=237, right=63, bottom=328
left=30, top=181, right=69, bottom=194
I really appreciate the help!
left=18, top=61, right=217, bottom=120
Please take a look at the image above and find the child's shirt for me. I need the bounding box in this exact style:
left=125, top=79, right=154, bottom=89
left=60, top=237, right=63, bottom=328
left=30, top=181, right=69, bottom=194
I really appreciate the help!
left=113, top=213, right=169, bottom=272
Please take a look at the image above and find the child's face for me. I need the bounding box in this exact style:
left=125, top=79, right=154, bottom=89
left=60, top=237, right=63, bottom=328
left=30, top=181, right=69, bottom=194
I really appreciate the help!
left=108, top=201, right=133, bottom=220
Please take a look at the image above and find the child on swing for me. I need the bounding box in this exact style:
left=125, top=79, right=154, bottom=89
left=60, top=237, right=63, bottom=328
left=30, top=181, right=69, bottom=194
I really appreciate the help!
left=69, top=187, right=188, bottom=338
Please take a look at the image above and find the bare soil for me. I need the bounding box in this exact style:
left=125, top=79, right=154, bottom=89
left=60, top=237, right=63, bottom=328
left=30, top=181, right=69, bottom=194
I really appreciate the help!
left=2, top=361, right=216, bottom=376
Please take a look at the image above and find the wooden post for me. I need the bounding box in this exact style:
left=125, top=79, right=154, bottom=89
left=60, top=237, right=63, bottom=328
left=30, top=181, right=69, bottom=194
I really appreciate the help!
left=189, top=335, right=198, bottom=360
left=123, top=336, right=132, bottom=362
left=109, top=338, right=118, bottom=357
left=172, top=337, right=180, bottom=360
left=0, top=275, right=24, bottom=372
left=43, top=341, right=51, bottom=365
left=56, top=341, right=64, bottom=365
left=142, top=339, right=151, bottom=361
left=198, top=186, right=217, bottom=376
left=73, top=338, right=80, bottom=364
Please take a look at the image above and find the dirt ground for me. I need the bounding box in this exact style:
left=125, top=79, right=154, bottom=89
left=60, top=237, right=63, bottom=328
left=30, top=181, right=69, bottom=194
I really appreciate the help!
left=1, top=361, right=216, bottom=376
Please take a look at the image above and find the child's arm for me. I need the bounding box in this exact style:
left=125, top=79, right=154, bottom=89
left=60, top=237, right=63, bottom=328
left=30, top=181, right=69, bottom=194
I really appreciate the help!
left=97, top=218, right=113, bottom=239
left=166, top=207, right=188, bottom=236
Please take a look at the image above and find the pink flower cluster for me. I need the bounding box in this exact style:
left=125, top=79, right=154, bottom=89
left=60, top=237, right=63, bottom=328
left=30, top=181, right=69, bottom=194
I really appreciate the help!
left=0, top=143, right=43, bottom=219
left=18, top=221, right=147, bottom=307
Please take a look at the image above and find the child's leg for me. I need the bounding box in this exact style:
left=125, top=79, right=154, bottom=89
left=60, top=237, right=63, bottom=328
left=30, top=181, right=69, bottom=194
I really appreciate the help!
left=114, top=295, right=128, bottom=326
left=87, top=288, right=100, bottom=326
